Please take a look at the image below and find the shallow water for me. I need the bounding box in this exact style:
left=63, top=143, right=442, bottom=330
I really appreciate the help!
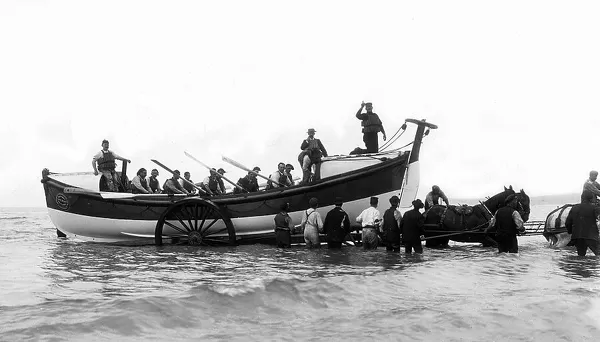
left=0, top=206, right=599, bottom=341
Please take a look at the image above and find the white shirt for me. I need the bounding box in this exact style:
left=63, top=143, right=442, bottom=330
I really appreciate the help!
left=301, top=208, right=323, bottom=231
left=356, top=206, right=381, bottom=227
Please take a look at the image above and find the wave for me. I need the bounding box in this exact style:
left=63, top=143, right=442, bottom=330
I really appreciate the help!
left=0, top=216, right=28, bottom=220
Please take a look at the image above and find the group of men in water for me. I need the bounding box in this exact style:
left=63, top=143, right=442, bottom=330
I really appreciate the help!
left=274, top=195, right=428, bottom=254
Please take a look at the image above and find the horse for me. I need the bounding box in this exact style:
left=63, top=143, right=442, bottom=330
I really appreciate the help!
left=422, top=185, right=531, bottom=247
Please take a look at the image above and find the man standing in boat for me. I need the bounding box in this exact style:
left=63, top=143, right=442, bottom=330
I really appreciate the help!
left=355, top=101, right=386, bottom=153
left=234, top=167, right=261, bottom=194
left=425, top=185, right=450, bottom=210
left=356, top=196, right=381, bottom=249
left=582, top=170, right=600, bottom=204
left=92, top=139, right=131, bottom=192
left=298, top=128, right=328, bottom=185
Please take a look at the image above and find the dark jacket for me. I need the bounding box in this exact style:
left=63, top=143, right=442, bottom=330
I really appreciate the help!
left=400, top=209, right=425, bottom=241
left=382, top=208, right=401, bottom=244
left=356, top=112, right=383, bottom=133
left=300, top=138, right=328, bottom=161
left=323, top=207, right=351, bottom=242
left=494, top=206, right=519, bottom=236
left=234, top=175, right=259, bottom=194
left=566, top=202, right=600, bottom=241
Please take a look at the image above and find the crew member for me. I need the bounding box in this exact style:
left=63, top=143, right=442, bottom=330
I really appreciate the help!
left=285, top=164, right=295, bottom=186
left=274, top=202, right=294, bottom=248
left=566, top=190, right=600, bottom=256
left=180, top=172, right=197, bottom=194
left=400, top=199, right=426, bottom=254
left=356, top=196, right=381, bottom=250
left=234, top=167, right=261, bottom=194
left=131, top=168, right=152, bottom=194
left=323, top=197, right=351, bottom=249
left=583, top=170, right=600, bottom=204
left=301, top=197, right=324, bottom=248
left=425, top=185, right=450, bottom=210
left=380, top=195, right=403, bottom=252
left=163, top=170, right=189, bottom=194
left=355, top=102, right=386, bottom=153
left=92, top=139, right=131, bottom=192
left=488, top=194, right=525, bottom=253
left=267, top=163, right=292, bottom=189
left=298, top=128, right=328, bottom=185
left=148, top=169, right=162, bottom=193
left=202, top=168, right=226, bottom=195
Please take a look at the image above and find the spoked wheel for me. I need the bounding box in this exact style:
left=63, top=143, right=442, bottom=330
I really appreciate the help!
left=155, top=198, right=236, bottom=246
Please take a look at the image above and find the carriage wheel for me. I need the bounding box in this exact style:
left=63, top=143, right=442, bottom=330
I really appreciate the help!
left=155, top=198, right=236, bottom=246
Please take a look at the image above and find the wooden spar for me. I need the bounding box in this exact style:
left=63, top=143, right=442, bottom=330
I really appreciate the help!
left=151, top=159, right=208, bottom=195
left=222, top=155, right=285, bottom=187
left=184, top=151, right=247, bottom=193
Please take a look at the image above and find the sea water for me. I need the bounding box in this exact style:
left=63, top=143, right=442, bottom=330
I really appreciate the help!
left=0, top=205, right=599, bottom=341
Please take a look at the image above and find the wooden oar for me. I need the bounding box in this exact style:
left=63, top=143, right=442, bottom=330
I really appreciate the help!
left=50, top=171, right=96, bottom=177
left=222, top=155, right=285, bottom=187
left=184, top=151, right=247, bottom=193
left=151, top=159, right=208, bottom=195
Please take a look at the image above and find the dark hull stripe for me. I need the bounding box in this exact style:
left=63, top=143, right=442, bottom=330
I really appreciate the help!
left=43, top=153, right=409, bottom=221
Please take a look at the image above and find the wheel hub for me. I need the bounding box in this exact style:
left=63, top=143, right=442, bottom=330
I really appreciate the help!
left=188, top=231, right=203, bottom=246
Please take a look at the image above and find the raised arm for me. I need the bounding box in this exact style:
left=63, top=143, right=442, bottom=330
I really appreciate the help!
left=356, top=102, right=366, bottom=119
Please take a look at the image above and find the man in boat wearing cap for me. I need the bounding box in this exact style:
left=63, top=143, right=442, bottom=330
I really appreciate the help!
left=380, top=195, right=403, bottom=252
left=148, top=169, right=162, bottom=194
left=299, top=128, right=328, bottom=185
left=356, top=196, right=382, bottom=249
left=323, top=197, right=351, bottom=249
left=92, top=139, right=131, bottom=192
left=267, top=162, right=292, bottom=189
left=356, top=101, right=386, bottom=153
left=400, top=199, right=426, bottom=254
left=202, top=168, right=226, bottom=195
left=234, top=166, right=261, bottom=194
left=487, top=194, right=525, bottom=253
left=425, top=185, right=450, bottom=211
left=285, top=164, right=295, bottom=186
left=163, top=170, right=189, bottom=194
left=582, top=170, right=600, bottom=204
left=566, top=190, right=600, bottom=256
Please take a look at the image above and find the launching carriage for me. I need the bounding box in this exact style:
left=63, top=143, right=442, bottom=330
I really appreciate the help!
left=41, top=119, right=436, bottom=246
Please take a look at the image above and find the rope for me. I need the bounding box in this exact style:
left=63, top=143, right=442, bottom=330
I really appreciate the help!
left=379, top=124, right=407, bottom=151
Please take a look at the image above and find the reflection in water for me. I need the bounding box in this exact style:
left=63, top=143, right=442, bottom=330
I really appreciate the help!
left=557, top=254, right=600, bottom=280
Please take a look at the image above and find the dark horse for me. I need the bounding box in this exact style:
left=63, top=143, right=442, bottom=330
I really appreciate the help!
left=423, top=185, right=531, bottom=247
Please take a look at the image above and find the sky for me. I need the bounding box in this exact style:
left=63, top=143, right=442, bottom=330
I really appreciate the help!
left=1, top=0, right=599, bottom=207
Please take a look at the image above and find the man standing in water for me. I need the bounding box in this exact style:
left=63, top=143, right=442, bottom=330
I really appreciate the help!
left=380, top=196, right=403, bottom=252
left=488, top=194, right=525, bottom=253
left=355, top=101, right=386, bottom=153
left=400, top=199, right=426, bottom=254
left=92, top=139, right=131, bottom=192
left=274, top=202, right=294, bottom=248
left=582, top=170, right=600, bottom=204
left=323, top=197, right=351, bottom=249
left=566, top=190, right=600, bottom=256
left=356, top=197, right=381, bottom=249
left=301, top=197, right=324, bottom=248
